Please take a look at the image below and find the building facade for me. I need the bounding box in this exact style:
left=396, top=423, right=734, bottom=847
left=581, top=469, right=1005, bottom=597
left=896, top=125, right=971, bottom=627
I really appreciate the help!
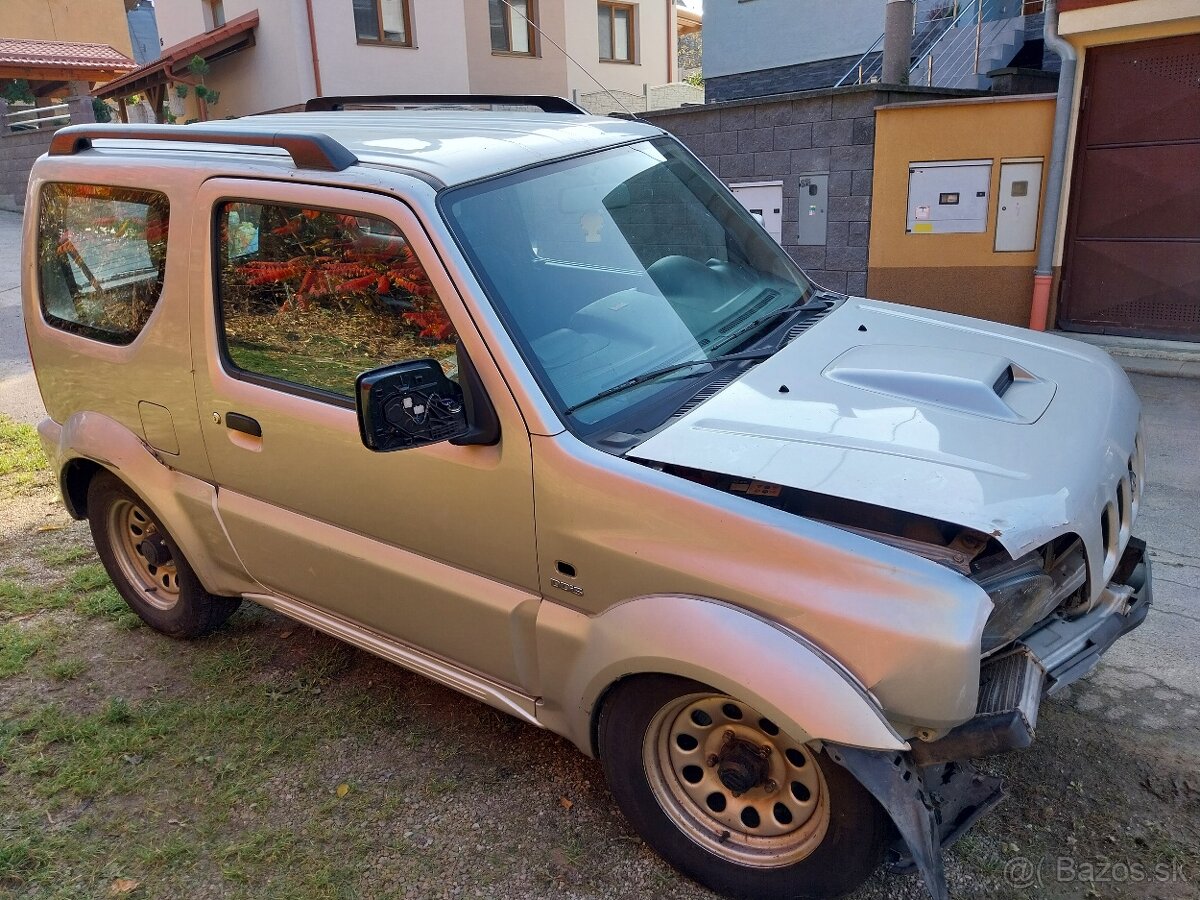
left=122, top=0, right=684, bottom=118
left=702, top=0, right=885, bottom=100
left=702, top=0, right=1057, bottom=101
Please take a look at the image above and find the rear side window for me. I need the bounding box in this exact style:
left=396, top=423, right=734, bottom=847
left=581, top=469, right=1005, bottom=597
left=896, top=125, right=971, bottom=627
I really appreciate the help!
left=215, top=201, right=457, bottom=401
left=37, top=184, right=170, bottom=345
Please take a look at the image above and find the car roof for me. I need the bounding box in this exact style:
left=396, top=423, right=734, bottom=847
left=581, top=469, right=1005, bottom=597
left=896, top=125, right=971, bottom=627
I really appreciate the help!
left=185, top=110, right=665, bottom=188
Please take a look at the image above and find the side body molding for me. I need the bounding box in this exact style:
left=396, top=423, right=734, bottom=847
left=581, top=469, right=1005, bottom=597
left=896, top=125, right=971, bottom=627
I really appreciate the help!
left=534, top=594, right=908, bottom=756
left=39, top=413, right=256, bottom=597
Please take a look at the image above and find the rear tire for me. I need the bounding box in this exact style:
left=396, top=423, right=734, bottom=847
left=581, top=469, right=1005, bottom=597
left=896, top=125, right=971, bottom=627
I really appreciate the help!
left=598, top=675, right=889, bottom=900
left=87, top=471, right=240, bottom=638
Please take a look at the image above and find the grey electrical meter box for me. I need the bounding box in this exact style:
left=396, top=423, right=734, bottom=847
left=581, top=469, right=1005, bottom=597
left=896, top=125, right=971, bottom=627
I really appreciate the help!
left=907, top=160, right=992, bottom=234
left=795, top=173, right=828, bottom=246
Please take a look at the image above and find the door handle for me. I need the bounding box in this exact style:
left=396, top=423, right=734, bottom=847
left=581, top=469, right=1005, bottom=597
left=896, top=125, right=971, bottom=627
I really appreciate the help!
left=225, top=412, right=262, bottom=437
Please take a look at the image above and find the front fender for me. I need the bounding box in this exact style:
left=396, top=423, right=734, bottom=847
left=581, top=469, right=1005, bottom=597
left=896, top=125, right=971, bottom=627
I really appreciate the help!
left=39, top=413, right=256, bottom=597
left=535, top=594, right=908, bottom=756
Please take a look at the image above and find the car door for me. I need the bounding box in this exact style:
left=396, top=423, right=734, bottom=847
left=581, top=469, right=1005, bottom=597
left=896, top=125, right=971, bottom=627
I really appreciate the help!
left=189, top=178, right=540, bottom=689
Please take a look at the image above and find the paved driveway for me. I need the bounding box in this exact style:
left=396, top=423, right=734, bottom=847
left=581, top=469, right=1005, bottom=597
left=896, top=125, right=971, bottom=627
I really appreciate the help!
left=0, top=210, right=44, bottom=424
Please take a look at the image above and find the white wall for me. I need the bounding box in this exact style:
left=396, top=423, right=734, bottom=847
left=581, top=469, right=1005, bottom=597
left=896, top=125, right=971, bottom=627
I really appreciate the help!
left=703, top=0, right=885, bottom=78
left=314, top=0, right=471, bottom=96
left=563, top=0, right=675, bottom=101
left=152, top=0, right=210, bottom=48
left=205, top=0, right=315, bottom=116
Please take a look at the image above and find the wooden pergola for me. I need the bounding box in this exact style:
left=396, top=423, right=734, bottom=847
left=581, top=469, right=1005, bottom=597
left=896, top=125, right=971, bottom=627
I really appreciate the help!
left=0, top=38, right=136, bottom=99
left=94, top=11, right=259, bottom=123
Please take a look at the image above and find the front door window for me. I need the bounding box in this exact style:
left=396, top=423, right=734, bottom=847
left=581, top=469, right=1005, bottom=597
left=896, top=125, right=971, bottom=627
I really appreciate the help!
left=215, top=201, right=458, bottom=401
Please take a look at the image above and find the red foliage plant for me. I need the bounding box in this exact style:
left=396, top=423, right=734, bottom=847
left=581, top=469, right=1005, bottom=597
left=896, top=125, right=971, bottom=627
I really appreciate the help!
left=226, top=207, right=454, bottom=343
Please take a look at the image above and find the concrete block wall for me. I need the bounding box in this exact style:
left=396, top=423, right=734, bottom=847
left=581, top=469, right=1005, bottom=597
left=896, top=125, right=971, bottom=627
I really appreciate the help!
left=0, top=130, right=55, bottom=213
left=643, top=84, right=981, bottom=295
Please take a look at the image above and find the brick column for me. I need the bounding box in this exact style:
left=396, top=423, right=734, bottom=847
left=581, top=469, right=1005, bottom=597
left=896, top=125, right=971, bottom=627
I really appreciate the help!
left=0, top=99, right=10, bottom=135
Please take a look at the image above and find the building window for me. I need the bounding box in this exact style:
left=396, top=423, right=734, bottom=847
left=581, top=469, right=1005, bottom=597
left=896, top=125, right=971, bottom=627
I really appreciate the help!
left=598, top=2, right=635, bottom=63
left=354, top=0, right=414, bottom=47
left=490, top=0, right=536, bottom=56
left=208, top=0, right=226, bottom=29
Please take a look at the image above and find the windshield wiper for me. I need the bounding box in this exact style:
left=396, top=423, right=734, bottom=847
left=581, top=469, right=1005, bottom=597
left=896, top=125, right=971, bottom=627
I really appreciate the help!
left=564, top=349, right=773, bottom=415
left=713, top=293, right=832, bottom=353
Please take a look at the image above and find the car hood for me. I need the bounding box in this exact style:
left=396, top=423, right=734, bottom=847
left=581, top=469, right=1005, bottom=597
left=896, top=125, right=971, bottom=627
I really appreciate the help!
left=629, top=298, right=1141, bottom=568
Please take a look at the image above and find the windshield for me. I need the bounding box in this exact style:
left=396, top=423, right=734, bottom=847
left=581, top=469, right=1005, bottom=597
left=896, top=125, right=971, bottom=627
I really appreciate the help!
left=441, top=139, right=813, bottom=426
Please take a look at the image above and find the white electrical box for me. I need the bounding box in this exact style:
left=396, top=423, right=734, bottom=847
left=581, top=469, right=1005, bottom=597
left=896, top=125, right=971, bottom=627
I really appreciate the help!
left=907, top=160, right=993, bottom=234
left=995, top=159, right=1044, bottom=252
left=729, top=181, right=784, bottom=244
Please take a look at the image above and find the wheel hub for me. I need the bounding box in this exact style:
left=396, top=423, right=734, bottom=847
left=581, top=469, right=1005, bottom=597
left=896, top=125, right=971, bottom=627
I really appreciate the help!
left=107, top=498, right=181, bottom=611
left=645, top=693, right=831, bottom=868
left=717, top=736, right=770, bottom=794
left=137, top=533, right=171, bottom=568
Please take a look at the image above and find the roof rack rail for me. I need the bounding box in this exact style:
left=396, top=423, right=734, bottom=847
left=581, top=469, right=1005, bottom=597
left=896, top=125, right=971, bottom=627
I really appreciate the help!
left=48, top=124, right=359, bottom=172
left=304, top=94, right=586, bottom=114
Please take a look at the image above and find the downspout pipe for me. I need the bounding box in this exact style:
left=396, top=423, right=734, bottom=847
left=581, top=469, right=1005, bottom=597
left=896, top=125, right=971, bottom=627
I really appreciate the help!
left=1029, top=0, right=1077, bottom=330
left=305, top=0, right=324, bottom=98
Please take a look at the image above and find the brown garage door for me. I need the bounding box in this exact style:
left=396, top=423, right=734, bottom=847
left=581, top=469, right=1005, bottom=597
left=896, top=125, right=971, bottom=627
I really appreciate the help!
left=1059, top=34, right=1200, bottom=340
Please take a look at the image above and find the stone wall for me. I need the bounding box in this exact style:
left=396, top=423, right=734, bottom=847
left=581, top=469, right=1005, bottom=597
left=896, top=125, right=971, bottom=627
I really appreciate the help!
left=643, top=84, right=981, bottom=295
left=575, top=82, right=704, bottom=116
left=0, top=130, right=55, bottom=212
left=0, top=94, right=96, bottom=212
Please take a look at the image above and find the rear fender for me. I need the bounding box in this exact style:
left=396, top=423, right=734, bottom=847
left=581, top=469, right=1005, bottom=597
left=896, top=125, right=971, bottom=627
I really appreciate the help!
left=535, top=594, right=908, bottom=756
left=39, top=413, right=255, bottom=597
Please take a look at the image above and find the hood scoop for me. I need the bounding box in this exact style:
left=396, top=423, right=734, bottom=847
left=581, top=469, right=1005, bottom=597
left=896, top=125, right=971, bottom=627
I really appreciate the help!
left=822, top=345, right=1055, bottom=423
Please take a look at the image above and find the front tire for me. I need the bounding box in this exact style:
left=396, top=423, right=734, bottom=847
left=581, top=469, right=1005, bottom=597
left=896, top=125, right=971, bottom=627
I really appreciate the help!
left=87, top=472, right=240, bottom=638
left=598, top=675, right=889, bottom=900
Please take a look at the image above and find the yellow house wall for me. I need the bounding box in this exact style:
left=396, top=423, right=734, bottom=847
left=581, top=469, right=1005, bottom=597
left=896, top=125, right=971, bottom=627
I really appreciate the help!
left=867, top=95, right=1055, bottom=326
left=3, top=0, right=134, bottom=56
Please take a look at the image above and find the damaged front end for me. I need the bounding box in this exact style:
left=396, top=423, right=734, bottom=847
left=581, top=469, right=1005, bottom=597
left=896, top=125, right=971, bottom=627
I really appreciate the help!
left=836, top=539, right=1150, bottom=900
left=654, top=464, right=1153, bottom=900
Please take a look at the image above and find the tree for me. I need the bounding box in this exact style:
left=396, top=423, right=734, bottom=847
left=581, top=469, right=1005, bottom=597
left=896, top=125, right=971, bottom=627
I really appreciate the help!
left=1, top=79, right=35, bottom=105
left=169, top=55, right=221, bottom=122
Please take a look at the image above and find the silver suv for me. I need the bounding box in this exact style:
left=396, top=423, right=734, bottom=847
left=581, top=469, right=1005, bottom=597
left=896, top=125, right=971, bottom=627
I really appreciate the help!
left=22, top=96, right=1151, bottom=900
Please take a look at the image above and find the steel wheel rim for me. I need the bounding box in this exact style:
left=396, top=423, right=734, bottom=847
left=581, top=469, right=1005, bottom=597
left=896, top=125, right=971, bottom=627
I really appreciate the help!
left=106, top=497, right=180, bottom=610
left=643, top=693, right=830, bottom=868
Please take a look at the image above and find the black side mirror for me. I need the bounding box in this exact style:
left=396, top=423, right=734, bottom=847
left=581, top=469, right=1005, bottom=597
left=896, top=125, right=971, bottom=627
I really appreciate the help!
left=356, top=345, right=501, bottom=452
left=356, top=359, right=469, bottom=452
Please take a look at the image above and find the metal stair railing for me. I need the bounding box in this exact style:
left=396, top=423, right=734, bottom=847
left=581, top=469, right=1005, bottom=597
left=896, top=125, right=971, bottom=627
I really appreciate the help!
left=834, top=0, right=961, bottom=87
left=909, top=0, right=1023, bottom=87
